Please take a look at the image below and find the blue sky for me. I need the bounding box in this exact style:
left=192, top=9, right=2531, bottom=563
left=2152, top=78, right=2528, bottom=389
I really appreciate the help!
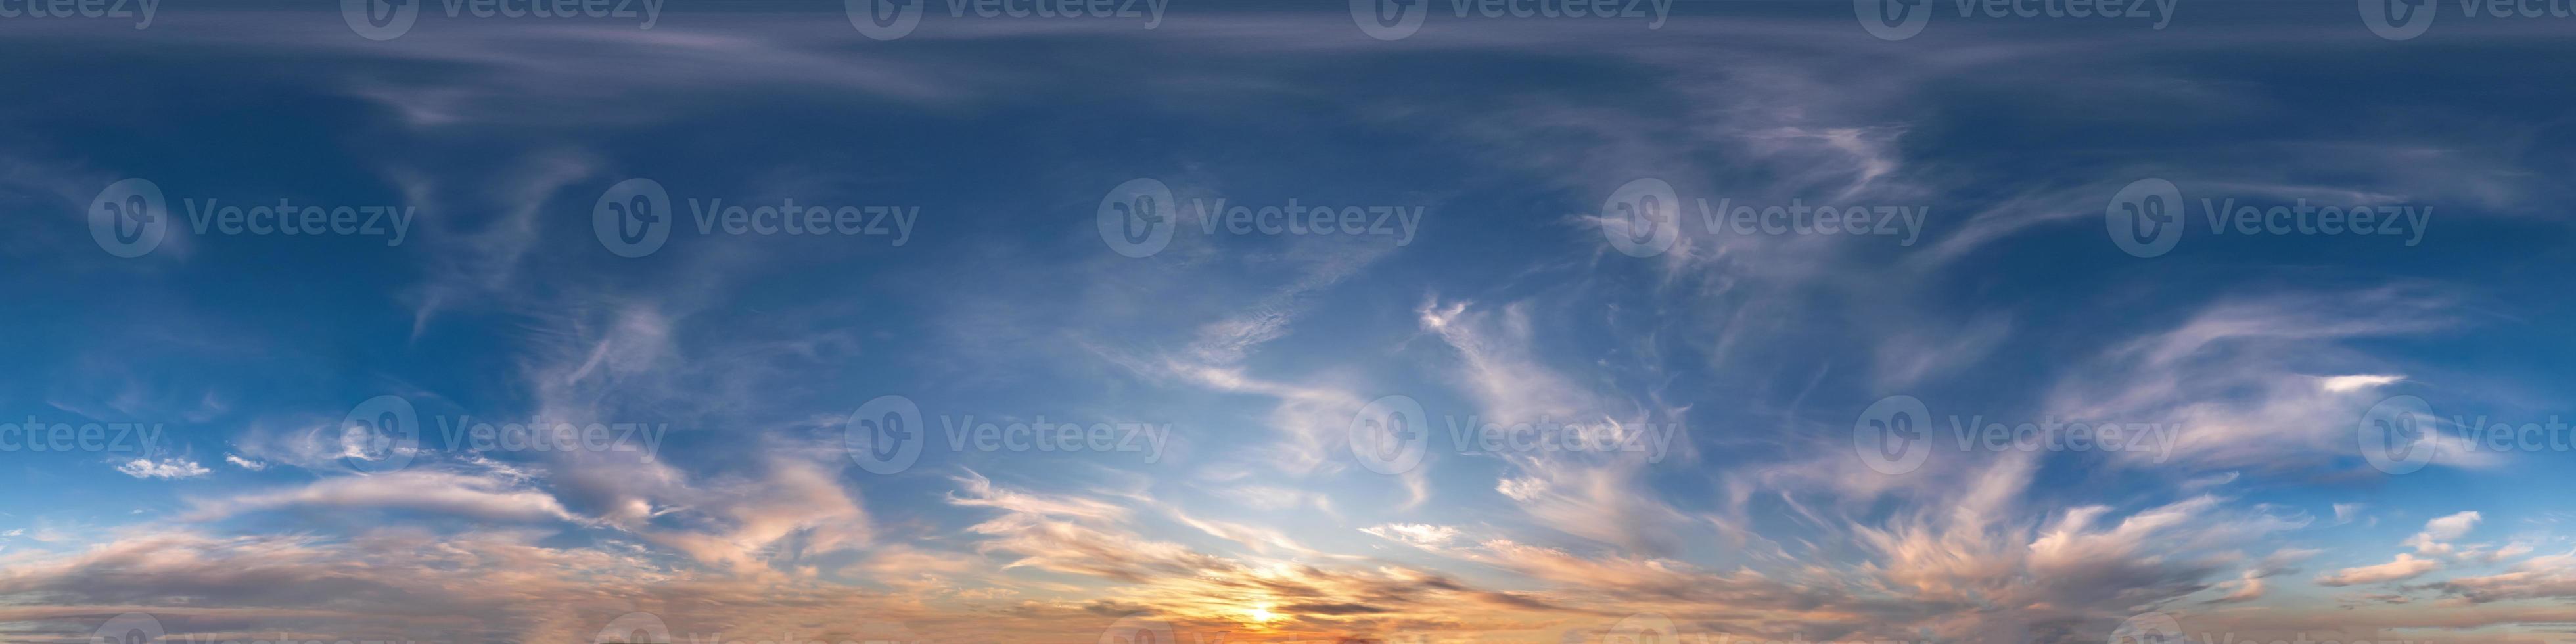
left=2, top=1, right=2575, bottom=643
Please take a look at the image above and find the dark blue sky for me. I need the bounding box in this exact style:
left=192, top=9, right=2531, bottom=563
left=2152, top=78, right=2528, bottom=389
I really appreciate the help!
left=1, top=1, right=2573, bottom=643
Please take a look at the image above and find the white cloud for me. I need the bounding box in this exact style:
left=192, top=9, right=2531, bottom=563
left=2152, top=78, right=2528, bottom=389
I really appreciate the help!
left=1363, top=524, right=1461, bottom=549
left=115, top=458, right=210, bottom=480
left=2321, top=374, right=2405, bottom=392
left=2406, top=511, right=2481, bottom=555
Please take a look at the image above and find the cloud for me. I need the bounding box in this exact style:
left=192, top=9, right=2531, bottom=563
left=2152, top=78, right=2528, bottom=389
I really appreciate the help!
left=2322, top=374, right=2406, bottom=392
left=115, top=458, right=210, bottom=480
left=1362, top=524, right=1460, bottom=549
left=2406, top=511, right=2483, bottom=555
left=185, top=469, right=576, bottom=523
left=2318, top=554, right=2443, bottom=586
left=2433, top=551, right=2576, bottom=603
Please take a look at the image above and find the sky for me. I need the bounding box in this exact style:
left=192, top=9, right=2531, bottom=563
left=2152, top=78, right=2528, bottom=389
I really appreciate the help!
left=2, top=1, right=2575, bottom=643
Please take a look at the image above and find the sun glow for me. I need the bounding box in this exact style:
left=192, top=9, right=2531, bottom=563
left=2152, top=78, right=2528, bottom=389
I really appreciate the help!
left=1247, top=605, right=1276, bottom=622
